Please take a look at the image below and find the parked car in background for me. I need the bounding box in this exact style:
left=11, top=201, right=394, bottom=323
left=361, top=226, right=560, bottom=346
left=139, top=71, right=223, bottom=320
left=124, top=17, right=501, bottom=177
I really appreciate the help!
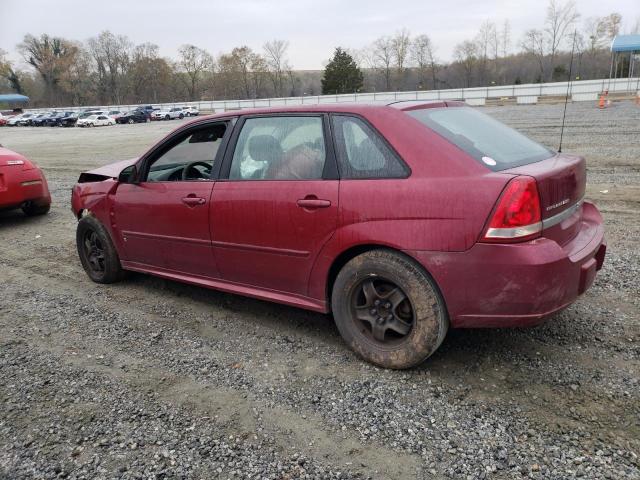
left=0, top=114, right=6, bottom=127
left=0, top=145, right=51, bottom=216
left=18, top=113, right=41, bottom=126
left=76, top=114, right=115, bottom=127
left=182, top=106, right=200, bottom=116
left=70, top=101, right=606, bottom=369
left=59, top=112, right=80, bottom=127
left=116, top=110, right=150, bottom=124
left=76, top=111, right=105, bottom=124
left=32, top=112, right=56, bottom=127
left=108, top=110, right=123, bottom=120
left=44, top=111, right=74, bottom=127
left=7, top=114, right=26, bottom=126
left=152, top=107, right=184, bottom=120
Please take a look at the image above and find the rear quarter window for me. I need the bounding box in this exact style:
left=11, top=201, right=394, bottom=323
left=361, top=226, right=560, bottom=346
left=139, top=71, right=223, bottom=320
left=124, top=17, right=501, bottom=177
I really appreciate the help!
left=407, top=107, right=553, bottom=170
left=331, top=115, right=409, bottom=179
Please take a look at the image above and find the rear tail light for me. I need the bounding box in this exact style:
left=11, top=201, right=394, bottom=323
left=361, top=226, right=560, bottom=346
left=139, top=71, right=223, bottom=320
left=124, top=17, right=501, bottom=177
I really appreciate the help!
left=482, top=176, right=542, bottom=243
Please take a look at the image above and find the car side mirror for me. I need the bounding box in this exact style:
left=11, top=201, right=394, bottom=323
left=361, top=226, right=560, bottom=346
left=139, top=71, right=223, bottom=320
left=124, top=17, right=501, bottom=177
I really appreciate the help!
left=118, top=165, right=139, bottom=184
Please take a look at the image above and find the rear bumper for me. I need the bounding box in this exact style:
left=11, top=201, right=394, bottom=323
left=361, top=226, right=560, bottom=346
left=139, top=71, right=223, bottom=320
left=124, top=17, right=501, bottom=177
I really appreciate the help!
left=409, top=201, right=606, bottom=328
left=0, top=167, right=51, bottom=211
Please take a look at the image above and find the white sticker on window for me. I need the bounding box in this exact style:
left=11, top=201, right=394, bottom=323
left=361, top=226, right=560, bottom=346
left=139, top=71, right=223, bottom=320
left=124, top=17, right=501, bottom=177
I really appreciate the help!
left=482, top=156, right=497, bottom=166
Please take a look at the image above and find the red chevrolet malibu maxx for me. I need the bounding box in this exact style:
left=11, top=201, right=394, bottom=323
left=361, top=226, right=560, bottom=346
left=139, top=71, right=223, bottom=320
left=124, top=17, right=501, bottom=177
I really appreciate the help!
left=0, top=146, right=51, bottom=216
left=71, top=102, right=606, bottom=368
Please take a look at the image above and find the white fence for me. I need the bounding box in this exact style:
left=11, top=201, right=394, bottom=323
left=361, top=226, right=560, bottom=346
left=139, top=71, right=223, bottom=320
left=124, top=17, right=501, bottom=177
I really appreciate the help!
left=26, top=77, right=640, bottom=114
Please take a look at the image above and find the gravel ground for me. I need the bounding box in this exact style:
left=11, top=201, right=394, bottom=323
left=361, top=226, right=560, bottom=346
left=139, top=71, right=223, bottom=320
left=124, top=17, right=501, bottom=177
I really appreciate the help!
left=0, top=101, right=638, bottom=479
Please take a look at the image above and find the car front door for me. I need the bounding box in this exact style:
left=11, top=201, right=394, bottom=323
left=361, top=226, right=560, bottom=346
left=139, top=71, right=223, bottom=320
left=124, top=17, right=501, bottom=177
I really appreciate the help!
left=211, top=114, right=339, bottom=297
left=112, top=121, right=230, bottom=278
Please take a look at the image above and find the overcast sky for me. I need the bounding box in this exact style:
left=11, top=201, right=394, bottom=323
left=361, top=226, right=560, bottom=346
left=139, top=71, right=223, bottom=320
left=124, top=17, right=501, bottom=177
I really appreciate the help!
left=1, top=0, right=638, bottom=70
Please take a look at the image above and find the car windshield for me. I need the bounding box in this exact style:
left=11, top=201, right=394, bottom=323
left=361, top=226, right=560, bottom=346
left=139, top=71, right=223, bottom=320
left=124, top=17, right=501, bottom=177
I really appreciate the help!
left=407, top=107, right=553, bottom=171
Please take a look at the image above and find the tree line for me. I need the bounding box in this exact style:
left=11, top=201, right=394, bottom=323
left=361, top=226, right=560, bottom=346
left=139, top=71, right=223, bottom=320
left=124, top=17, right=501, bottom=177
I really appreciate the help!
left=0, top=0, right=637, bottom=108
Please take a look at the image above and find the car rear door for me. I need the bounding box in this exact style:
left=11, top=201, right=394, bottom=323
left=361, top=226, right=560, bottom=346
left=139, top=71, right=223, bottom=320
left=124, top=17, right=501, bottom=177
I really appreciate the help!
left=210, top=114, right=339, bottom=297
left=112, top=121, right=231, bottom=278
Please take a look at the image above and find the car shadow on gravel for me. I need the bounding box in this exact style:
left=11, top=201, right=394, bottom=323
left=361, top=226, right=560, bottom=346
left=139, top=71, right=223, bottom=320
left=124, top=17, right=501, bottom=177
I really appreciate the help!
left=115, top=270, right=577, bottom=372
left=122, top=271, right=344, bottom=344
left=0, top=209, right=51, bottom=228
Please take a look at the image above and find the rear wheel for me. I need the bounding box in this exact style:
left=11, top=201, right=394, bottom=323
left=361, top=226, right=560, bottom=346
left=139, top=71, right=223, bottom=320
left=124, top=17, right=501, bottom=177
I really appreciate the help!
left=76, top=215, right=125, bottom=283
left=331, top=250, right=448, bottom=369
left=128, top=118, right=134, bottom=124
left=22, top=201, right=50, bottom=216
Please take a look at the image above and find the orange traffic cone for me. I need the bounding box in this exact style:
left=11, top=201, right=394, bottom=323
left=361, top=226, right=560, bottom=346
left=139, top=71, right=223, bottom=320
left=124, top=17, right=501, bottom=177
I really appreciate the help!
left=636, top=93, right=640, bottom=106
left=598, top=94, right=605, bottom=109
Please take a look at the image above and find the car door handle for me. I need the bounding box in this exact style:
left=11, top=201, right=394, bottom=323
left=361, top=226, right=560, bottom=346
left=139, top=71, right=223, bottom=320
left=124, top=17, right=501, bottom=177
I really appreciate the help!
left=181, top=196, right=206, bottom=207
left=297, top=198, right=331, bottom=209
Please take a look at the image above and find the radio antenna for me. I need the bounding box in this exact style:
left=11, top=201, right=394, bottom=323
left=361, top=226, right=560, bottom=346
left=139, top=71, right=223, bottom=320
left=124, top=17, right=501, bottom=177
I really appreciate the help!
left=558, top=30, right=577, bottom=153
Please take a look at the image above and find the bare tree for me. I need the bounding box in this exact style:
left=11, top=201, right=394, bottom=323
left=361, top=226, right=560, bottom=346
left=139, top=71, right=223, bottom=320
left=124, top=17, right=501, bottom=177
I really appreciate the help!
left=177, top=44, right=213, bottom=101
left=371, top=36, right=394, bottom=90
left=18, top=34, right=79, bottom=105
left=0, top=49, right=24, bottom=94
left=391, top=29, right=411, bottom=86
left=501, top=20, right=511, bottom=57
left=476, top=21, right=497, bottom=83
left=263, top=39, right=290, bottom=97
left=87, top=31, right=132, bottom=104
left=583, top=16, right=608, bottom=54
left=411, top=34, right=438, bottom=89
left=521, top=29, right=547, bottom=81
left=545, top=0, right=580, bottom=80
left=454, top=40, right=478, bottom=87
left=129, top=43, right=173, bottom=103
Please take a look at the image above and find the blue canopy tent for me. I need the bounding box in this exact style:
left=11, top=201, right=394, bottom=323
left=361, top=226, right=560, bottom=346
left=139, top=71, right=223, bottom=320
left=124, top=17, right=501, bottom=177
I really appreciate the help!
left=0, top=94, right=30, bottom=111
left=608, top=35, right=640, bottom=92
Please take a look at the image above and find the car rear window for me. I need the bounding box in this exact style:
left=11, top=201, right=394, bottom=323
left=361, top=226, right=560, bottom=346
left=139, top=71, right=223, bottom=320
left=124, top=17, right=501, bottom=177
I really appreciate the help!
left=407, top=107, right=553, bottom=170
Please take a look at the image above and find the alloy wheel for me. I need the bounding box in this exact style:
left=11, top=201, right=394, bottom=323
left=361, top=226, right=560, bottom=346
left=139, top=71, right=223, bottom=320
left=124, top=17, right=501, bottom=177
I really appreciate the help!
left=350, top=276, right=415, bottom=344
left=83, top=230, right=106, bottom=274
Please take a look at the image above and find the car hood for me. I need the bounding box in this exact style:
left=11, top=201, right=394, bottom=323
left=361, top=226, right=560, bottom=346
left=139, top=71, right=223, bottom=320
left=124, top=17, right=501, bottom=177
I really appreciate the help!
left=83, top=157, right=138, bottom=180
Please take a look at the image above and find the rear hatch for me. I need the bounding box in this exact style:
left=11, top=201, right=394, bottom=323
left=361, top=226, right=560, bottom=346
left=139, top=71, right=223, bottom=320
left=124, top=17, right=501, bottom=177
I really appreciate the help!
left=404, top=105, right=586, bottom=246
left=502, top=154, right=585, bottom=246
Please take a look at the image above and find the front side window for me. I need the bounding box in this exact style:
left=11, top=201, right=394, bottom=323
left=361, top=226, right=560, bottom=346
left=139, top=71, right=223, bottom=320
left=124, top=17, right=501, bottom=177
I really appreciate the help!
left=331, top=115, right=408, bottom=179
left=407, top=107, right=552, bottom=170
left=145, top=123, right=227, bottom=182
left=229, top=116, right=326, bottom=180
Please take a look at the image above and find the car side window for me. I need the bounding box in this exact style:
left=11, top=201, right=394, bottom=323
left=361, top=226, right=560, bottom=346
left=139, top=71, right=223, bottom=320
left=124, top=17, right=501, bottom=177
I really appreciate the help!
left=331, top=115, right=409, bottom=179
left=144, top=123, right=227, bottom=182
left=229, top=116, right=326, bottom=180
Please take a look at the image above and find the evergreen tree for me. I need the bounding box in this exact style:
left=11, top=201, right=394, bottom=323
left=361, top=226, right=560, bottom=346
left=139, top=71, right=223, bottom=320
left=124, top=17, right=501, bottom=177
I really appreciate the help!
left=321, top=48, right=363, bottom=94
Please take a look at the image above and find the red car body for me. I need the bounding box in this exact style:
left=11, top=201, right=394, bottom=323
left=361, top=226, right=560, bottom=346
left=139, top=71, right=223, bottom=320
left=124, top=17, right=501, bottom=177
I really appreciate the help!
left=0, top=146, right=51, bottom=214
left=71, top=102, right=605, bottom=329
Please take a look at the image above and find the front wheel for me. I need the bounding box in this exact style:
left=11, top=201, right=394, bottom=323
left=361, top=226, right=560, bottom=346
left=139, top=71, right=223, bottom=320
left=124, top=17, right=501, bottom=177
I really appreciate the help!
left=128, top=118, right=134, bottom=124
left=76, top=215, right=125, bottom=284
left=331, top=250, right=448, bottom=369
left=179, top=113, right=184, bottom=119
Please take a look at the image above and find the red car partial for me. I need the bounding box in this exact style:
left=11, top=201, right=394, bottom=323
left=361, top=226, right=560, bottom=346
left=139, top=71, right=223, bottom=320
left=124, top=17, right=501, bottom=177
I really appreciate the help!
left=70, top=102, right=606, bottom=369
left=0, top=146, right=51, bottom=216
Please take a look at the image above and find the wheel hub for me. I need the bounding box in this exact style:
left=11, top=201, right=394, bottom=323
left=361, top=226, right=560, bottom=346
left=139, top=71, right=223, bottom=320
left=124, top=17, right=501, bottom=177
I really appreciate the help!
left=351, top=277, right=414, bottom=343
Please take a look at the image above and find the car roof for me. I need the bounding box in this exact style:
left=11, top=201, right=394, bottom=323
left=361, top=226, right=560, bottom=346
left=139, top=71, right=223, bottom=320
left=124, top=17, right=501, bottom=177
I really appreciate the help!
left=188, top=100, right=466, bottom=123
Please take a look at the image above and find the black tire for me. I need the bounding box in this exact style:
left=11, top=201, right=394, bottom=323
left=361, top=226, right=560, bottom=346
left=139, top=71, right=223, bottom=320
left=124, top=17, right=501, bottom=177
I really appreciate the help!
left=22, top=201, right=50, bottom=216
left=76, top=215, right=125, bottom=284
left=179, top=113, right=184, bottom=119
left=165, top=114, right=170, bottom=120
left=128, top=118, right=134, bottom=124
left=331, top=249, right=448, bottom=369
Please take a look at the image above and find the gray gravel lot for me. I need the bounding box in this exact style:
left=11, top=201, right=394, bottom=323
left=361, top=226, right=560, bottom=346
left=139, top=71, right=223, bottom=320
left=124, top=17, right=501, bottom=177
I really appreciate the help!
left=0, top=101, right=638, bottom=479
